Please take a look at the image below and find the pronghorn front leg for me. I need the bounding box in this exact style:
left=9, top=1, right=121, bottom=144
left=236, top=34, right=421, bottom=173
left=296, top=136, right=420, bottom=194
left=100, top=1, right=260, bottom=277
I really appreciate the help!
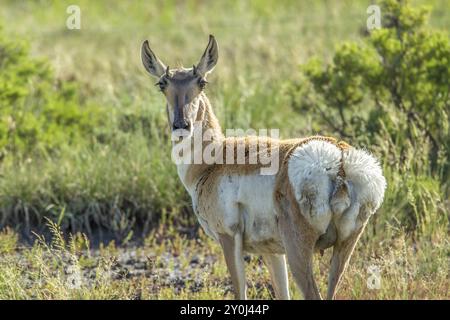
left=218, top=232, right=247, bottom=300
left=262, top=254, right=290, bottom=300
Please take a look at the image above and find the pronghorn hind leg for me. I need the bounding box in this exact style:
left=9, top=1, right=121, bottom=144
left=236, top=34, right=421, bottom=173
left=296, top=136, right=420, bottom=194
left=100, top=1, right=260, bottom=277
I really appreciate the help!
left=327, top=205, right=373, bottom=299
left=327, top=234, right=359, bottom=300
left=280, top=221, right=321, bottom=299
left=218, top=232, right=247, bottom=300
left=262, top=254, right=290, bottom=300
left=277, top=198, right=322, bottom=300
left=327, top=223, right=368, bottom=299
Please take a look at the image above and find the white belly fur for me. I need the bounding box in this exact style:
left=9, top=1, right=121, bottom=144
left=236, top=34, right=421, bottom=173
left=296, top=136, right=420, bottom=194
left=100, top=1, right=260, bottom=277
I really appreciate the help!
left=191, top=172, right=284, bottom=254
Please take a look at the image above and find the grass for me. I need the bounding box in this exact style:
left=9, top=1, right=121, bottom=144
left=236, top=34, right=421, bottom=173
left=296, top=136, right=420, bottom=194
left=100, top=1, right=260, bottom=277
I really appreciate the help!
left=0, top=220, right=447, bottom=299
left=0, top=0, right=448, bottom=299
left=0, top=0, right=449, bottom=232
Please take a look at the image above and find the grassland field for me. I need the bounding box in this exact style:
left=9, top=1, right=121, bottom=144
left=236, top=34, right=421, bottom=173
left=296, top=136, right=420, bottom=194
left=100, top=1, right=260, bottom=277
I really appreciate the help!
left=0, top=0, right=448, bottom=299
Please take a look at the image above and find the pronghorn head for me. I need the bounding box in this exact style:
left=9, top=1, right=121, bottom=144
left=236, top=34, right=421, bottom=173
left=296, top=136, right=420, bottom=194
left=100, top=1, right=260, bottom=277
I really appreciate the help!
left=141, top=35, right=219, bottom=137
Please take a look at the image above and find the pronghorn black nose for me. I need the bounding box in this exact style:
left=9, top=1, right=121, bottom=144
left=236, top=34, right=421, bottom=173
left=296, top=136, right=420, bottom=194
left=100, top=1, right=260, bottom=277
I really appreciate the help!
left=173, top=120, right=190, bottom=131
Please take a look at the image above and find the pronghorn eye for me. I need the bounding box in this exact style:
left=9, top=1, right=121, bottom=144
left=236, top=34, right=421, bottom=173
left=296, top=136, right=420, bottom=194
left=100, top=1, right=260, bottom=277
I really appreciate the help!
left=198, top=78, right=208, bottom=90
left=155, top=80, right=167, bottom=92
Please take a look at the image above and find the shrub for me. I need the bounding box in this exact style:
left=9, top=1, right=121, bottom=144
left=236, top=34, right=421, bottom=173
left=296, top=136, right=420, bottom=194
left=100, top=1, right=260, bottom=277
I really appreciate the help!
left=287, top=0, right=449, bottom=232
left=0, top=26, right=104, bottom=157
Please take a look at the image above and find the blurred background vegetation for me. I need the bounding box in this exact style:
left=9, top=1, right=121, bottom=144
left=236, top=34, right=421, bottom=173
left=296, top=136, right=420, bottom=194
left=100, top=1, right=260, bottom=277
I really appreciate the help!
left=0, top=0, right=448, bottom=299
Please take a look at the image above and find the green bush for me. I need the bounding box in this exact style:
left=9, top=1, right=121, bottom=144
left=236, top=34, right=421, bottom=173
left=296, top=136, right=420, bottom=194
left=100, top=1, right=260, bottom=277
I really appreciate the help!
left=288, top=0, right=449, bottom=232
left=0, top=26, right=104, bottom=157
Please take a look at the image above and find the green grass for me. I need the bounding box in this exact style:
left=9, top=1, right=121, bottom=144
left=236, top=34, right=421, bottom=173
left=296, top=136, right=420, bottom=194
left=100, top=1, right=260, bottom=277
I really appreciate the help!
left=0, top=0, right=448, bottom=232
left=0, top=0, right=448, bottom=299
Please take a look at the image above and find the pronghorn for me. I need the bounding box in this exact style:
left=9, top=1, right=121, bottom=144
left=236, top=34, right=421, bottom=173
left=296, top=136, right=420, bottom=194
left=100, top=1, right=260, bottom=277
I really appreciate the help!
left=141, top=35, right=386, bottom=300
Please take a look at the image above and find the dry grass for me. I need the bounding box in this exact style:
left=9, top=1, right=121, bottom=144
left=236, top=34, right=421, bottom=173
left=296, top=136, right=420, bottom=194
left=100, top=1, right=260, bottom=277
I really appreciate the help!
left=0, top=221, right=447, bottom=299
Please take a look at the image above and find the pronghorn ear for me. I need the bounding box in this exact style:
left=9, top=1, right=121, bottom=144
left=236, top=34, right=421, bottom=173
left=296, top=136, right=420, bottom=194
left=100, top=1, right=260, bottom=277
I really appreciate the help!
left=196, top=35, right=219, bottom=77
left=141, top=40, right=167, bottom=78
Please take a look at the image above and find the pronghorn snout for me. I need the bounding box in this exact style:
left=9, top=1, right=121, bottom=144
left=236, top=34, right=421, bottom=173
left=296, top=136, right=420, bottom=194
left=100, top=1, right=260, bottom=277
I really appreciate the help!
left=173, top=118, right=190, bottom=131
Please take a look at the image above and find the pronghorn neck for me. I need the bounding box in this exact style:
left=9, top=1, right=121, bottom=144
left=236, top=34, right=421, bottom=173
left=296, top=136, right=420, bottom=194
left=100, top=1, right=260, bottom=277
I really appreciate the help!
left=196, top=92, right=224, bottom=141
left=173, top=92, right=224, bottom=192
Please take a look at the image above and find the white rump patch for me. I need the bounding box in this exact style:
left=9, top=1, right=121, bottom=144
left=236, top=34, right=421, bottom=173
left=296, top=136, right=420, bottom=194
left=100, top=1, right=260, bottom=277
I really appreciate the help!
left=343, top=148, right=386, bottom=211
left=288, top=140, right=342, bottom=179
left=287, top=140, right=386, bottom=236
left=288, top=141, right=342, bottom=234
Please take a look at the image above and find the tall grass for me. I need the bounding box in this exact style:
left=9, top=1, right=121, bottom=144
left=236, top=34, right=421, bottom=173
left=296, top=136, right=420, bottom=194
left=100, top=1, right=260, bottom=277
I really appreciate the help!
left=0, top=0, right=448, bottom=234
